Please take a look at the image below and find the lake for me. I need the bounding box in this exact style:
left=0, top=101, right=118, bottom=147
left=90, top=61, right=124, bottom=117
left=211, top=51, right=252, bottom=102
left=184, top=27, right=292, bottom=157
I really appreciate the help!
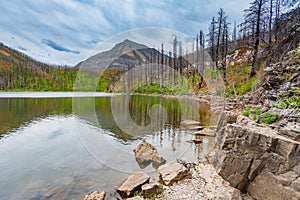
left=0, top=92, right=216, bottom=199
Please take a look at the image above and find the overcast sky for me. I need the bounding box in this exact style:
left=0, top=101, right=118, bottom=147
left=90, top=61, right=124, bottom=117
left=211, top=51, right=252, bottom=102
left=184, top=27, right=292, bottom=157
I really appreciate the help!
left=0, top=0, right=252, bottom=65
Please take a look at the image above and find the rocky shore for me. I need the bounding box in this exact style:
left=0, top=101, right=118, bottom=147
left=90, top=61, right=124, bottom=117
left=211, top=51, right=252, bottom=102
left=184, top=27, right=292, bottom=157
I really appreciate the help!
left=84, top=45, right=299, bottom=200
left=209, top=44, right=300, bottom=199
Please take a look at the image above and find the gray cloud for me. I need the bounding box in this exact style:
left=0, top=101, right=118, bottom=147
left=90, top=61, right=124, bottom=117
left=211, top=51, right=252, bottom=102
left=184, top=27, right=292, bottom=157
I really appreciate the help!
left=0, top=0, right=252, bottom=65
left=41, top=39, right=80, bottom=54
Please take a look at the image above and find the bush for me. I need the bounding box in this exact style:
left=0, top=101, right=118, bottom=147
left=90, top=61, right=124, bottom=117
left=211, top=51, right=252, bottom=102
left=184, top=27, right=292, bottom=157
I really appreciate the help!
left=260, top=112, right=278, bottom=124
left=235, top=77, right=257, bottom=95
left=280, top=96, right=300, bottom=108
left=227, top=49, right=236, bottom=55
left=243, top=107, right=250, bottom=117
left=253, top=107, right=262, bottom=120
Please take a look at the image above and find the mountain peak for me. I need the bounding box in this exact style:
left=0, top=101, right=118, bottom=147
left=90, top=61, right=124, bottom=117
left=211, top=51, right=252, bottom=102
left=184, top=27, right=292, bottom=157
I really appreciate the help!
left=75, top=39, right=152, bottom=70
left=113, top=39, right=148, bottom=51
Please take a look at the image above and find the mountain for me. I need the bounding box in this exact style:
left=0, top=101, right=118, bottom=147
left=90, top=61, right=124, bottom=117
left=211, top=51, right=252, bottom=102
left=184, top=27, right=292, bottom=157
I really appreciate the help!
left=75, top=39, right=168, bottom=71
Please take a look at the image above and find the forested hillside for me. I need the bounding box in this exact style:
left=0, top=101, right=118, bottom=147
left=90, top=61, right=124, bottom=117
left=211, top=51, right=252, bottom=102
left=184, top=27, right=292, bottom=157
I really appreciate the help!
left=0, top=43, right=77, bottom=91
left=0, top=43, right=118, bottom=91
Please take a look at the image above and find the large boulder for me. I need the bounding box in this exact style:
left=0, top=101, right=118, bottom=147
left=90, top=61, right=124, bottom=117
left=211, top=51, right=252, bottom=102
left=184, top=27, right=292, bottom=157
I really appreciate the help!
left=134, top=140, right=165, bottom=169
left=84, top=191, right=106, bottom=200
left=211, top=114, right=300, bottom=198
left=158, top=162, right=189, bottom=186
left=116, top=172, right=150, bottom=197
left=247, top=169, right=300, bottom=200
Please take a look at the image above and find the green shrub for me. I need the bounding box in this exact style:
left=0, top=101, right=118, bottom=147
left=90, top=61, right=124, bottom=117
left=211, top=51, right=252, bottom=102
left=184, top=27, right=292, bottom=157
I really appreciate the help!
left=280, top=96, right=300, bottom=108
left=260, top=112, right=278, bottom=124
left=227, top=49, right=236, bottom=55
left=235, top=77, right=257, bottom=95
left=272, top=104, right=279, bottom=108
left=226, top=90, right=235, bottom=97
left=292, top=87, right=300, bottom=94
left=243, top=107, right=250, bottom=117
left=253, top=107, right=261, bottom=120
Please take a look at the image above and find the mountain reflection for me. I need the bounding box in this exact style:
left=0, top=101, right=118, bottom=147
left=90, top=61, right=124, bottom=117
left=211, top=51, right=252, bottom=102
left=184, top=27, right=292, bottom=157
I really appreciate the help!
left=0, top=95, right=212, bottom=142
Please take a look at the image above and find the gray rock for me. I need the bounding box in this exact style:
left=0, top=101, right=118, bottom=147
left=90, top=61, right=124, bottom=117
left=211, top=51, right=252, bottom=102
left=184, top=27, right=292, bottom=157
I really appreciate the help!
left=263, top=67, right=273, bottom=72
left=158, top=162, right=189, bottom=186
left=278, top=123, right=300, bottom=141
left=84, top=191, right=106, bottom=200
left=248, top=170, right=300, bottom=200
left=216, top=111, right=239, bottom=132
left=116, top=172, right=150, bottom=197
left=291, top=177, right=300, bottom=191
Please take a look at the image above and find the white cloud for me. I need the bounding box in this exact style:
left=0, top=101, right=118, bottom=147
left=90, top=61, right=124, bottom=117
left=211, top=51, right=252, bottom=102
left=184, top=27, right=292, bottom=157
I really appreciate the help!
left=0, top=0, right=252, bottom=65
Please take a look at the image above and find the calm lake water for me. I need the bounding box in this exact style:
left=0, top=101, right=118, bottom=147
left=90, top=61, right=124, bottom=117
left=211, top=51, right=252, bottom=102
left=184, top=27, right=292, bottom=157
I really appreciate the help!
left=0, top=92, right=216, bottom=200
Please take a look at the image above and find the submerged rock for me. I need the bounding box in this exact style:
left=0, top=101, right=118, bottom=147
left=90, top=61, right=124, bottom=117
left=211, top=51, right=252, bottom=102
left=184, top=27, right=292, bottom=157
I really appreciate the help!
left=158, top=162, right=189, bottom=186
left=116, top=172, right=150, bottom=197
left=180, top=120, right=203, bottom=130
left=194, top=128, right=216, bottom=137
left=180, top=120, right=202, bottom=126
left=84, top=191, right=106, bottom=200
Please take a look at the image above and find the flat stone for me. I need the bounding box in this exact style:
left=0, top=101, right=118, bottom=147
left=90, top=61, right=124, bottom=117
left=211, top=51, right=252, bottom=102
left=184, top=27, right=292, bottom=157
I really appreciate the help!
left=187, top=139, right=203, bottom=144
left=188, top=125, right=204, bottom=130
left=158, top=162, right=189, bottom=186
left=117, top=172, right=150, bottom=197
left=84, top=191, right=106, bottom=200
left=127, top=196, right=145, bottom=200
left=180, top=120, right=201, bottom=126
left=142, top=182, right=161, bottom=196
left=194, top=128, right=216, bottom=137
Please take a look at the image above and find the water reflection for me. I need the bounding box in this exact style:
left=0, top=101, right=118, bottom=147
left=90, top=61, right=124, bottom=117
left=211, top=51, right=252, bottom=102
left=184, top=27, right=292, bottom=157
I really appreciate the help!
left=0, top=94, right=215, bottom=199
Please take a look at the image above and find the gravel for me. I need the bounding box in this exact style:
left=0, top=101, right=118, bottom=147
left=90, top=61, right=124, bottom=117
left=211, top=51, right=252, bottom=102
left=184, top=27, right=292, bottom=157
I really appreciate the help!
left=160, top=163, right=242, bottom=200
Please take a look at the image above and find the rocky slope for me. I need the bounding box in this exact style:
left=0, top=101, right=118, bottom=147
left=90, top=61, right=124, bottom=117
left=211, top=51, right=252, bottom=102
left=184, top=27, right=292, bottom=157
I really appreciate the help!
left=211, top=44, right=300, bottom=200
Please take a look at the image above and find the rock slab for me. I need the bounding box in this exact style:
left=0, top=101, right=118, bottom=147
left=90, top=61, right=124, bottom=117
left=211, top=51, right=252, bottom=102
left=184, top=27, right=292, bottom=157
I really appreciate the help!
left=127, top=197, right=145, bottom=200
left=142, top=182, right=161, bottom=196
left=158, top=162, right=188, bottom=186
left=117, top=172, right=150, bottom=197
left=84, top=191, right=106, bottom=200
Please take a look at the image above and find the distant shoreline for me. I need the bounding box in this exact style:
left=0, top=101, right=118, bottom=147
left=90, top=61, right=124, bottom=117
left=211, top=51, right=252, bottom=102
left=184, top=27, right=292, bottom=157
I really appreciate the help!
left=0, top=91, right=119, bottom=98
left=0, top=92, right=211, bottom=104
